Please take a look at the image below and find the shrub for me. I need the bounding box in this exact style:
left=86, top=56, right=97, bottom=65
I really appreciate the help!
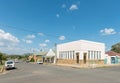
left=30, top=58, right=35, bottom=62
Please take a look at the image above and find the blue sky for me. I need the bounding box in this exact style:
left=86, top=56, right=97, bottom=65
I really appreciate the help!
left=0, top=0, right=120, bottom=54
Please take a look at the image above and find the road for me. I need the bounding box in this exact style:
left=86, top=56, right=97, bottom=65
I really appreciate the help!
left=0, top=62, right=120, bottom=83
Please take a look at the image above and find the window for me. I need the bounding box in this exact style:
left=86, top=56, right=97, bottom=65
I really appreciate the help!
left=59, top=51, right=76, bottom=60
left=91, top=51, right=93, bottom=60
left=70, top=51, right=73, bottom=59
left=66, top=51, right=68, bottom=59
left=94, top=51, right=96, bottom=60
left=73, top=51, right=74, bottom=60
left=99, top=51, right=101, bottom=59
left=97, top=51, right=99, bottom=59
left=88, top=51, right=90, bottom=60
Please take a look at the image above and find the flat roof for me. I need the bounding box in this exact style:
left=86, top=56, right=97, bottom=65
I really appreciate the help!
left=57, top=39, right=105, bottom=46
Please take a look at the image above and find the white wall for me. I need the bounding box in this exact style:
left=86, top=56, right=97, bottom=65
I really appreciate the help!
left=80, top=40, right=105, bottom=59
left=57, top=40, right=105, bottom=60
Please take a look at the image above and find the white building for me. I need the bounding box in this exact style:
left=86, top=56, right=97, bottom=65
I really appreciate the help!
left=105, top=51, right=120, bottom=64
left=57, top=40, right=105, bottom=65
left=45, top=49, right=55, bottom=63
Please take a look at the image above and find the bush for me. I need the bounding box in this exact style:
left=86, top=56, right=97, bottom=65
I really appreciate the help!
left=30, top=58, right=35, bottom=62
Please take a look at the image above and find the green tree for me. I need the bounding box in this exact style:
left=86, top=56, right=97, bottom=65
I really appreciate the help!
left=111, top=42, right=120, bottom=53
left=0, top=52, right=6, bottom=65
left=30, top=57, right=34, bottom=62
left=0, top=52, right=3, bottom=65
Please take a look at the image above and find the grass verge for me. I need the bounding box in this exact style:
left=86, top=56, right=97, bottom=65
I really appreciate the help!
left=0, top=65, right=3, bottom=73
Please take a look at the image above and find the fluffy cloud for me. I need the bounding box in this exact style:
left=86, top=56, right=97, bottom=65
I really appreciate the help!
left=38, top=33, right=44, bottom=36
left=0, top=29, right=20, bottom=54
left=39, top=43, right=47, bottom=47
left=0, top=29, right=19, bottom=43
left=26, top=34, right=35, bottom=39
left=0, top=47, right=31, bottom=54
left=100, top=28, right=116, bottom=35
left=0, top=29, right=19, bottom=48
left=0, top=42, right=4, bottom=46
left=45, top=39, right=50, bottom=43
left=69, top=4, right=78, bottom=11
left=59, top=36, right=66, bottom=40
left=56, top=14, right=60, bottom=18
left=23, top=39, right=32, bottom=44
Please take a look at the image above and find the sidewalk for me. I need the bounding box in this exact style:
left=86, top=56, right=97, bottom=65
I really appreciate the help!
left=56, top=64, right=89, bottom=68
left=55, top=64, right=120, bottom=69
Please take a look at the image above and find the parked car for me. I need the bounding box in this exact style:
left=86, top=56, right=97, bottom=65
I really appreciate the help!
left=36, top=60, right=43, bottom=64
left=5, top=60, right=15, bottom=69
left=14, top=58, right=19, bottom=63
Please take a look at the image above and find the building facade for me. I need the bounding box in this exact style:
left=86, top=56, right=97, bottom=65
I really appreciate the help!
left=45, top=49, right=55, bottom=63
left=56, top=40, right=105, bottom=65
left=105, top=51, right=120, bottom=64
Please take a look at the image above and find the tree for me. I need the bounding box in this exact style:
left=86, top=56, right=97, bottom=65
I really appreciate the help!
left=0, top=52, right=3, bottom=65
left=0, top=52, right=6, bottom=65
left=111, top=42, right=120, bottom=53
left=30, top=57, right=34, bottom=62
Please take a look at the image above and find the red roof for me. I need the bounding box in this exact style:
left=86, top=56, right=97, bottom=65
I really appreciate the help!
left=106, top=51, right=120, bottom=56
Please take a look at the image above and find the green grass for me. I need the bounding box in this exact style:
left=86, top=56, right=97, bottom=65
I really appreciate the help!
left=0, top=61, right=6, bottom=73
left=0, top=61, right=5, bottom=71
left=0, top=65, right=3, bottom=68
left=0, top=65, right=3, bottom=73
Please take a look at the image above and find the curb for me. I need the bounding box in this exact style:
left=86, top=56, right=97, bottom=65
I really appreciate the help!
left=55, top=64, right=120, bottom=69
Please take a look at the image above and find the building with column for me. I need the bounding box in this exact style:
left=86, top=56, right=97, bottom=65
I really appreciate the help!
left=56, top=40, right=105, bottom=65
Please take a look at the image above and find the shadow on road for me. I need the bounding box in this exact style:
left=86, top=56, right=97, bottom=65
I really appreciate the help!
left=6, top=67, right=17, bottom=71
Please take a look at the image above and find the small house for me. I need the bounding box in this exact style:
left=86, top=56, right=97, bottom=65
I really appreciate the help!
left=105, top=51, right=120, bottom=64
left=45, top=49, right=55, bottom=63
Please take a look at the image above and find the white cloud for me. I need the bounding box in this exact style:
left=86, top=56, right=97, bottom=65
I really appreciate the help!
left=39, top=43, right=47, bottom=47
left=26, top=34, right=35, bottom=39
left=69, top=4, right=78, bottom=11
left=100, top=28, right=116, bottom=35
left=59, top=36, right=66, bottom=40
left=0, top=29, right=19, bottom=43
left=0, top=46, right=31, bottom=55
left=56, top=14, right=60, bottom=18
left=62, top=4, right=66, bottom=8
left=0, top=29, right=19, bottom=48
left=38, top=33, right=44, bottom=36
left=0, top=42, right=4, bottom=46
left=45, top=39, right=50, bottom=43
left=0, top=29, right=20, bottom=54
left=23, top=39, right=32, bottom=44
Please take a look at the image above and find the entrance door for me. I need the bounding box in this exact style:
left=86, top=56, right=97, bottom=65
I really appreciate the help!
left=83, top=53, right=87, bottom=64
left=111, top=57, right=115, bottom=64
left=76, top=53, right=79, bottom=64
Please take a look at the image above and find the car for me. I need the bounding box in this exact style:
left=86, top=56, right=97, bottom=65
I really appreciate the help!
left=5, top=60, right=15, bottom=69
left=36, top=60, right=43, bottom=64
left=14, top=58, right=19, bottom=63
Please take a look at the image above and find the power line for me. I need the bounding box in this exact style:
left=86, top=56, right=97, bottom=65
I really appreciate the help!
left=0, top=23, right=74, bottom=41
left=0, top=24, right=60, bottom=38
